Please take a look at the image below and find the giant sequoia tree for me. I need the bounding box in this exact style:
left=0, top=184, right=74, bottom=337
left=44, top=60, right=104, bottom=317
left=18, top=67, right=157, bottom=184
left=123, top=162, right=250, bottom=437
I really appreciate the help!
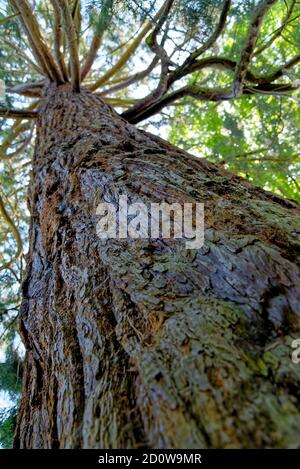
left=0, top=0, right=300, bottom=449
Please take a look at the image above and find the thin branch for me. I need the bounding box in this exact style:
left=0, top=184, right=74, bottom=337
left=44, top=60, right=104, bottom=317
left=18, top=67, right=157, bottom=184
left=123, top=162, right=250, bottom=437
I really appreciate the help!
left=0, top=102, right=38, bottom=158
left=0, top=315, right=18, bottom=343
left=254, top=0, right=296, bottom=56
left=89, top=25, right=153, bottom=91
left=0, top=106, right=38, bottom=119
left=50, top=0, right=69, bottom=81
left=57, top=0, right=80, bottom=91
left=122, top=0, right=174, bottom=121
left=181, top=0, right=231, bottom=70
left=0, top=124, right=34, bottom=160
left=7, top=82, right=44, bottom=98
left=7, top=266, right=21, bottom=283
left=168, top=57, right=260, bottom=87
left=72, top=0, right=81, bottom=46
left=98, top=56, right=159, bottom=96
left=0, top=193, right=23, bottom=272
left=123, top=52, right=300, bottom=123
left=2, top=38, right=43, bottom=75
left=89, top=1, right=168, bottom=91
left=0, top=122, right=30, bottom=156
left=146, top=0, right=174, bottom=64
left=244, top=84, right=300, bottom=103
left=80, top=0, right=114, bottom=81
left=9, top=0, right=64, bottom=83
left=261, top=52, right=300, bottom=83
left=169, top=50, right=300, bottom=88
left=290, top=173, right=300, bottom=192
left=122, top=0, right=231, bottom=123
left=232, top=0, right=279, bottom=97
left=232, top=147, right=270, bottom=159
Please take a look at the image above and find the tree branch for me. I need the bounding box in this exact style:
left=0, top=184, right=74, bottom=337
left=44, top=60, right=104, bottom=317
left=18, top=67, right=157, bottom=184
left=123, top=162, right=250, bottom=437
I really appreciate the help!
left=81, top=0, right=114, bottom=81
left=72, top=0, right=81, bottom=46
left=146, top=0, right=174, bottom=64
left=7, top=82, right=44, bottom=98
left=57, top=0, right=80, bottom=91
left=89, top=0, right=169, bottom=91
left=50, top=0, right=69, bottom=81
left=254, top=0, right=296, bottom=56
left=170, top=50, right=300, bottom=87
left=0, top=122, right=30, bottom=156
left=9, top=0, right=64, bottom=83
left=232, top=0, right=279, bottom=97
left=169, top=57, right=260, bottom=87
left=123, top=44, right=300, bottom=124
left=122, top=0, right=174, bottom=121
left=0, top=124, right=34, bottom=160
left=124, top=81, right=297, bottom=124
left=260, top=52, right=300, bottom=83
left=0, top=193, right=23, bottom=271
left=98, top=56, right=159, bottom=97
left=2, top=38, right=43, bottom=75
left=121, top=0, right=231, bottom=123
left=0, top=107, right=38, bottom=119
left=180, top=0, right=231, bottom=71
left=0, top=102, right=38, bottom=157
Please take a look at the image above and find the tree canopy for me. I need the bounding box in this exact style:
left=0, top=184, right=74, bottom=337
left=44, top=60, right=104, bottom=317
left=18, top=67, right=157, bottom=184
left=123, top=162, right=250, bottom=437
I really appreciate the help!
left=0, top=0, right=299, bottom=447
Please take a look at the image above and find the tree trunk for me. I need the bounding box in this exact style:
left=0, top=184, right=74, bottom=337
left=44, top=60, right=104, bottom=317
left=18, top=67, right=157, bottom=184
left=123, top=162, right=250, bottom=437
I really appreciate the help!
left=14, top=84, right=300, bottom=449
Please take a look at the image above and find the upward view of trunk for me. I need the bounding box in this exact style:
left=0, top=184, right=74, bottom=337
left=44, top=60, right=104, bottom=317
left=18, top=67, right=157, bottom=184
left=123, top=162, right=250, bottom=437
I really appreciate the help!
left=14, top=84, right=300, bottom=449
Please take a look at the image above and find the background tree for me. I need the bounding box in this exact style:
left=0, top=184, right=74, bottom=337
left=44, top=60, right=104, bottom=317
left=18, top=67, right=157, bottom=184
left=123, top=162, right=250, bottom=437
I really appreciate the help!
left=0, top=0, right=300, bottom=449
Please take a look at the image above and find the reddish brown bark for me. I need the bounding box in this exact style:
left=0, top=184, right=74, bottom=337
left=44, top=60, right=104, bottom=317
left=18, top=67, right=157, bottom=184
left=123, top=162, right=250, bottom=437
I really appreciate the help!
left=14, top=84, right=300, bottom=448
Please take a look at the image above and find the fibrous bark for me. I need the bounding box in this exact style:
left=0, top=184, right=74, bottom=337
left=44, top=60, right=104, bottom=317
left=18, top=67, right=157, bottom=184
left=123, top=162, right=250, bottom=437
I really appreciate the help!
left=15, top=84, right=300, bottom=449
